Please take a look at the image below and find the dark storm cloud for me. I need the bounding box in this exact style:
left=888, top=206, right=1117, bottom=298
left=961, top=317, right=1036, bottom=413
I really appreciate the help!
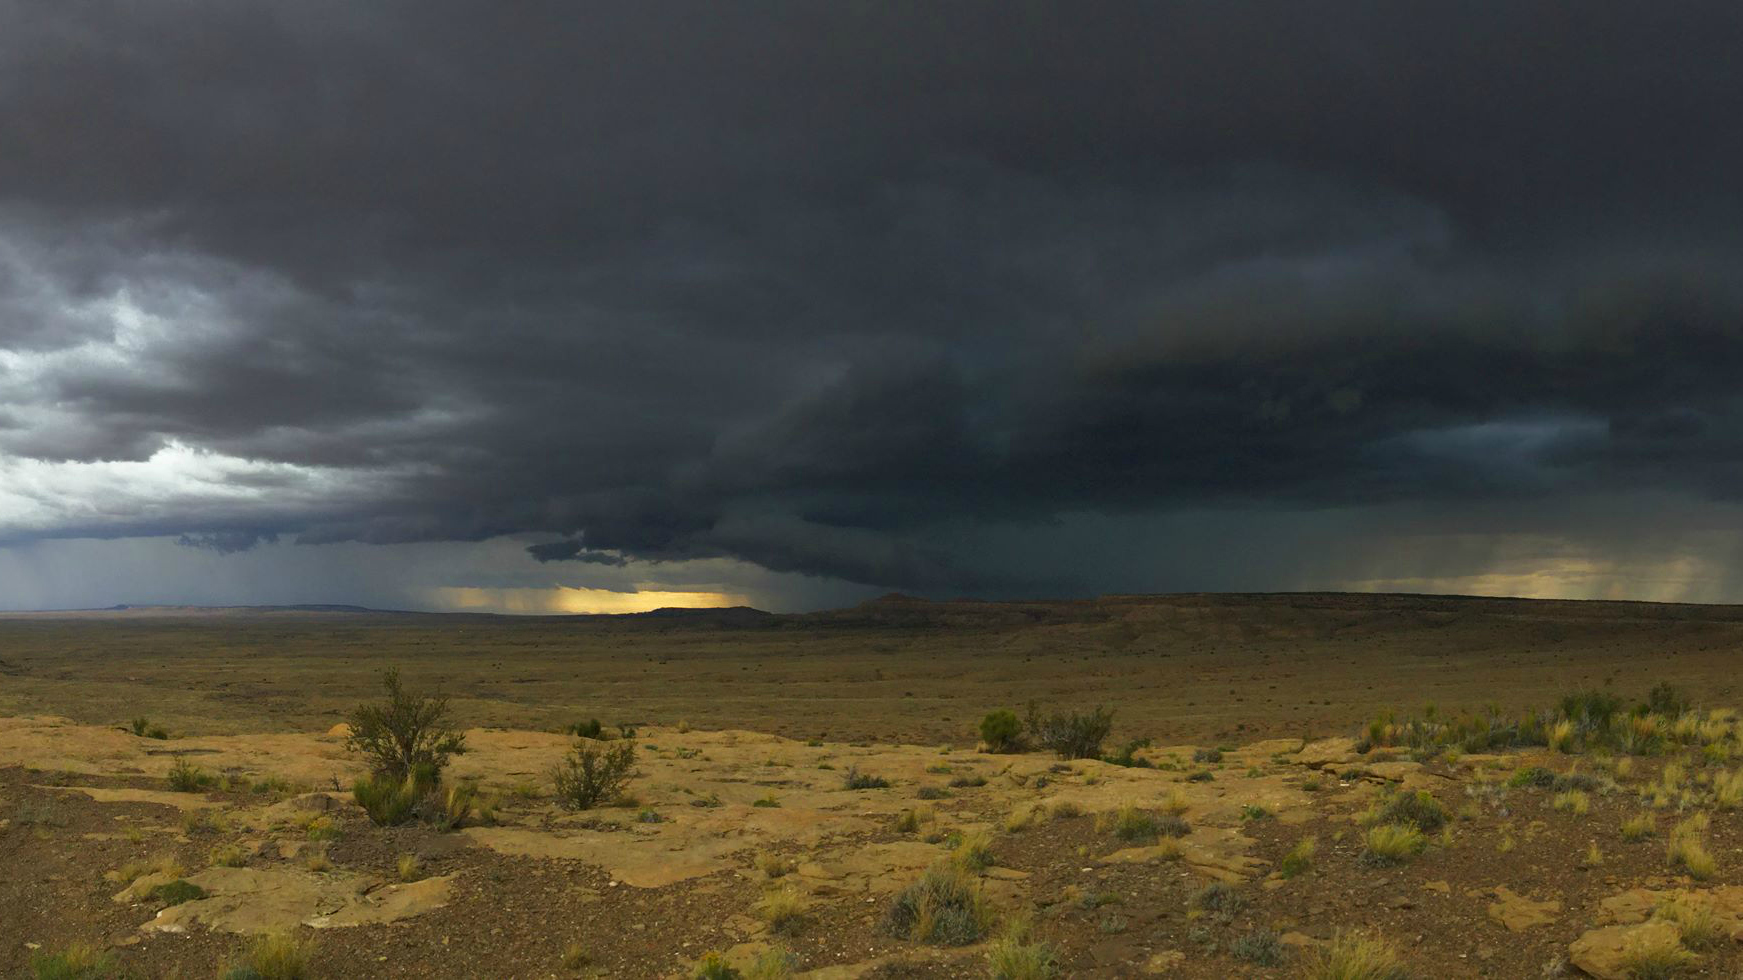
left=526, top=540, right=628, bottom=567
left=177, top=530, right=279, bottom=555
left=5, top=1, right=1743, bottom=594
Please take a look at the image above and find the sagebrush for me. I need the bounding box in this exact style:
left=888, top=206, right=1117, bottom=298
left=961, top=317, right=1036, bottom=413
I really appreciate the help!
left=345, top=668, right=466, bottom=782
left=552, top=739, right=638, bottom=809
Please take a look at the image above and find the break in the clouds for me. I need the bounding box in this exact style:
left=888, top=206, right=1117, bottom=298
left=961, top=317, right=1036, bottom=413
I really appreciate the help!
left=4, top=2, right=1743, bottom=611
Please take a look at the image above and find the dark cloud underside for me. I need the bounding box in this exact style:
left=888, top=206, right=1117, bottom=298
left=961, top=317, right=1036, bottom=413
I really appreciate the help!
left=3, top=1, right=1743, bottom=599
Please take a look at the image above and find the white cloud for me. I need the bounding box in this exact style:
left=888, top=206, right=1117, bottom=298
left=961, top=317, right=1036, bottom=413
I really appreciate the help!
left=0, top=441, right=394, bottom=540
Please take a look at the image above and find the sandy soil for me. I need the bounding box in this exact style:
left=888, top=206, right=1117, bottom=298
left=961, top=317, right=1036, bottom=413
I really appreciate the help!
left=4, top=592, right=1743, bottom=746
left=4, top=711, right=1743, bottom=977
left=7, top=593, right=1743, bottom=977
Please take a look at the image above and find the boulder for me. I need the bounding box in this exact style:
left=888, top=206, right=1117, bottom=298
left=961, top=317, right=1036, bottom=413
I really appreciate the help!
left=1486, top=886, right=1560, bottom=931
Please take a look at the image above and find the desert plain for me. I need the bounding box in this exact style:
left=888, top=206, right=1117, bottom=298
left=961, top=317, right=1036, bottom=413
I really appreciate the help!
left=6, top=592, right=1743, bottom=978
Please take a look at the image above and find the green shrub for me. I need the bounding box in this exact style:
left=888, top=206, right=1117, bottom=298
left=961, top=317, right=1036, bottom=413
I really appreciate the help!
left=1232, top=928, right=1286, bottom=966
left=353, top=769, right=431, bottom=826
left=884, top=862, right=995, bottom=945
left=690, top=953, right=741, bottom=979
left=1190, top=881, right=1246, bottom=920
left=1192, top=747, right=1222, bottom=764
left=30, top=943, right=119, bottom=980
left=987, top=919, right=1059, bottom=979
left=843, top=767, right=891, bottom=790
left=1644, top=682, right=1689, bottom=717
left=345, top=668, right=466, bottom=782
left=980, top=710, right=1025, bottom=752
left=1362, top=823, right=1426, bottom=866
left=1103, top=738, right=1154, bottom=768
left=1372, top=790, right=1449, bottom=832
left=150, top=879, right=208, bottom=906
left=417, top=782, right=478, bottom=830
left=304, top=815, right=341, bottom=841
left=1508, top=766, right=1556, bottom=788
left=228, top=933, right=311, bottom=980
left=1024, top=702, right=1113, bottom=760
left=1280, top=837, right=1317, bottom=877
left=746, top=948, right=798, bottom=980
left=1551, top=772, right=1602, bottom=792
left=166, top=756, right=213, bottom=792
left=1107, top=806, right=1160, bottom=843
left=1560, top=690, right=1625, bottom=734
left=552, top=739, right=638, bottom=809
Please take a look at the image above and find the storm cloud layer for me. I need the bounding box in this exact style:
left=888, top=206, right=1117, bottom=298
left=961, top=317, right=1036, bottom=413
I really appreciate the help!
left=5, top=2, right=1743, bottom=607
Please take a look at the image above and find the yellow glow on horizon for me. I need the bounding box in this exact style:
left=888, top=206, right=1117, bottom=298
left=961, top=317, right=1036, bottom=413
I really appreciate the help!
left=429, top=586, right=751, bottom=615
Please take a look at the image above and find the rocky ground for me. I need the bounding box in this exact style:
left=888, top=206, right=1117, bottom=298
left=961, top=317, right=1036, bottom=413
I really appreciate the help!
left=6, top=707, right=1743, bottom=978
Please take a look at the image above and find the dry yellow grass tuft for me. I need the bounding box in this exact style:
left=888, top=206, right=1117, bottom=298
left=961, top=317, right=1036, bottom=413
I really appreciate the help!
left=1656, top=897, right=1725, bottom=951
left=1362, top=823, right=1425, bottom=865
left=1002, top=804, right=1038, bottom=833
left=1161, top=788, right=1191, bottom=815
left=1712, top=769, right=1743, bottom=809
left=896, top=807, right=926, bottom=833
left=1622, top=813, right=1656, bottom=842
left=1280, top=837, right=1317, bottom=878
left=1302, top=931, right=1409, bottom=980
left=985, top=917, right=1058, bottom=979
left=1617, top=925, right=1699, bottom=977
left=757, top=885, right=805, bottom=935
left=231, top=932, right=313, bottom=980
left=953, top=830, right=994, bottom=871
left=1552, top=790, right=1590, bottom=815
left=208, top=843, right=248, bottom=868
left=1667, top=814, right=1717, bottom=880
left=756, top=852, right=797, bottom=879
left=109, top=854, right=184, bottom=886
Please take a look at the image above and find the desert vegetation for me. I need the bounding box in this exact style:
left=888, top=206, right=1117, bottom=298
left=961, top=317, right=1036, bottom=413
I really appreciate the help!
left=551, top=738, right=639, bottom=810
left=14, top=597, right=1743, bottom=977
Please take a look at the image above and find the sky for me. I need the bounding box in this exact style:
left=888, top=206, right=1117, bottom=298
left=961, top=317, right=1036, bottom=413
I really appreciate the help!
left=5, top=2, right=1743, bottom=613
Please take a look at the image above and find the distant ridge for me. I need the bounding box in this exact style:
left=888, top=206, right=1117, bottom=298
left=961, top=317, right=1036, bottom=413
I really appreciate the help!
left=11, top=591, right=1743, bottom=626
left=5, top=602, right=777, bottom=623
left=103, top=603, right=385, bottom=614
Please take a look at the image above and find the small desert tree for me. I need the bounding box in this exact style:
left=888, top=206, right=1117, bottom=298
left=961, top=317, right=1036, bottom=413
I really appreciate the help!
left=1024, top=701, right=1114, bottom=759
left=979, top=710, right=1025, bottom=752
left=552, top=739, right=638, bottom=810
left=345, top=668, right=467, bottom=783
